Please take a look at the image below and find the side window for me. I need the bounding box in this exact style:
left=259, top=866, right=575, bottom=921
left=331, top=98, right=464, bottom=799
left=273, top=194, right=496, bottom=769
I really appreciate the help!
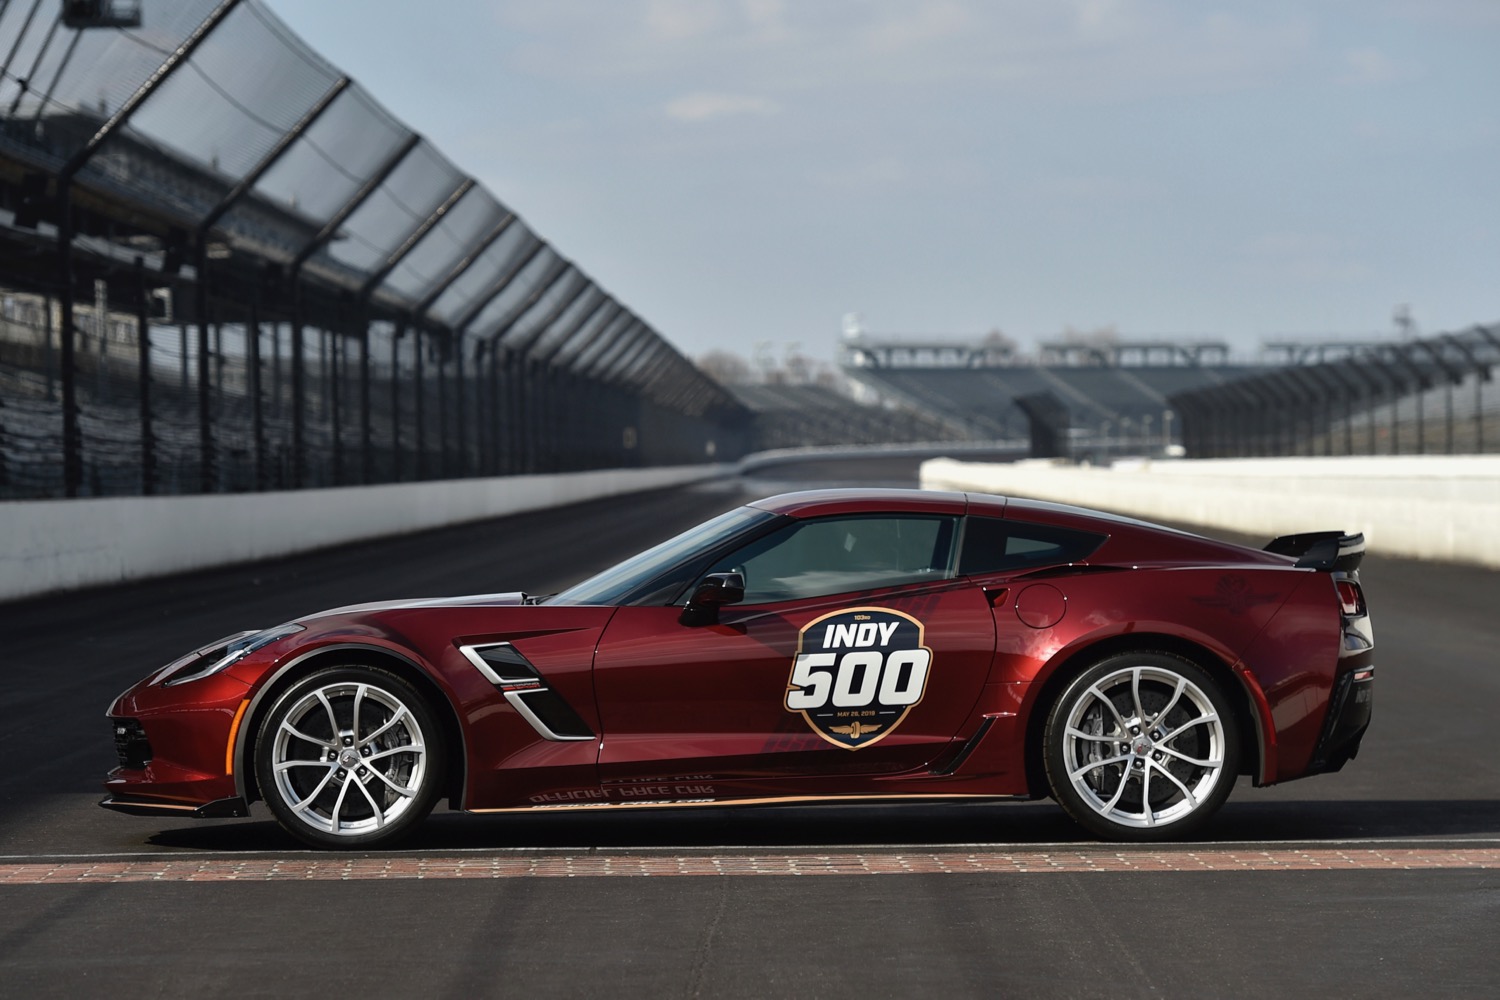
left=705, top=515, right=958, bottom=604
left=959, top=517, right=1105, bottom=575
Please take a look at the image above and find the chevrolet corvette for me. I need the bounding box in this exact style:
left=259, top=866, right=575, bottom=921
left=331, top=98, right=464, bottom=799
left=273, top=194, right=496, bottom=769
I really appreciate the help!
left=103, top=488, right=1374, bottom=847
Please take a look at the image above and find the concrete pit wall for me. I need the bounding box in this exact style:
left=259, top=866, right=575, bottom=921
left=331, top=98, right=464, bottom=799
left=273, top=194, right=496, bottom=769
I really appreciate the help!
left=921, top=455, right=1500, bottom=569
left=0, top=465, right=731, bottom=603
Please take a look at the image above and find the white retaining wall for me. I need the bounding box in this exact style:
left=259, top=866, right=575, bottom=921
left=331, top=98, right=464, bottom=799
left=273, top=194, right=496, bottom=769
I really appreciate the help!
left=737, top=440, right=1026, bottom=472
left=0, top=465, right=731, bottom=602
left=921, top=455, right=1500, bottom=568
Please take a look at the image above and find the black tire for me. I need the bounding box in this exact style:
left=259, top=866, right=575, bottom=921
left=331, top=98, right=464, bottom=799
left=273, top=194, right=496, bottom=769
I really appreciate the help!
left=254, top=665, right=446, bottom=850
left=1043, top=651, right=1240, bottom=841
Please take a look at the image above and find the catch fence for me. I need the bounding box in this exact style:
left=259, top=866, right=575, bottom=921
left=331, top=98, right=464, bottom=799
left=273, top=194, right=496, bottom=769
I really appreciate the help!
left=1169, top=327, right=1500, bottom=459
left=0, top=0, right=747, bottom=499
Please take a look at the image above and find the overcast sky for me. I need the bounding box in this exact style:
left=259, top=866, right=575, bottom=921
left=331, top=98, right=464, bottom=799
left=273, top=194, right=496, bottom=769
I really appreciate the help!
left=263, top=0, right=1499, bottom=363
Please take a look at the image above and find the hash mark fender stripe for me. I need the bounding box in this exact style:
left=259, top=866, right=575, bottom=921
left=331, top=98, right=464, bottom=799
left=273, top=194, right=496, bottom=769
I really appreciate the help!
left=457, top=643, right=595, bottom=742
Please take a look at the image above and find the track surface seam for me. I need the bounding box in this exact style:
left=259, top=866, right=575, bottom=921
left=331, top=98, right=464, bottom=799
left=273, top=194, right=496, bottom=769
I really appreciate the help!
left=3, top=847, right=1497, bottom=883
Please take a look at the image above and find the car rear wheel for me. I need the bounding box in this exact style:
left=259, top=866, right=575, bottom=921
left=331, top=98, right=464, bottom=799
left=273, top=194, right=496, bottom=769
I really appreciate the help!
left=254, top=666, right=445, bottom=850
left=1043, top=652, right=1239, bottom=841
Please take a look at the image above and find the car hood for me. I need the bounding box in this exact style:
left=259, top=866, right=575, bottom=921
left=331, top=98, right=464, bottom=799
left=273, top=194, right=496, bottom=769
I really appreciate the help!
left=294, top=592, right=529, bottom=624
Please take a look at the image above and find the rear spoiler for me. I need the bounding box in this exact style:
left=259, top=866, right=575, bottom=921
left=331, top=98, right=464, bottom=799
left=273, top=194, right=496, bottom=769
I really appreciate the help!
left=1264, top=531, right=1365, bottom=572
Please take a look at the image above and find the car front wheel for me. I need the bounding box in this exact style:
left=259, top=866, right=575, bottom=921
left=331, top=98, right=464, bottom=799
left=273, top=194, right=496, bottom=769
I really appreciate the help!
left=254, top=665, right=445, bottom=849
left=1043, top=652, right=1240, bottom=841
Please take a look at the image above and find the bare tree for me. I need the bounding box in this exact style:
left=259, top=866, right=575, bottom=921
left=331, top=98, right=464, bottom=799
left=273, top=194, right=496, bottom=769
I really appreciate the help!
left=697, top=349, right=754, bottom=385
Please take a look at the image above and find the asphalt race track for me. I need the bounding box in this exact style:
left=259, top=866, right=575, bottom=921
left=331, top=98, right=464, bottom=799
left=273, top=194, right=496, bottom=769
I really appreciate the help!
left=1, top=457, right=1496, bottom=997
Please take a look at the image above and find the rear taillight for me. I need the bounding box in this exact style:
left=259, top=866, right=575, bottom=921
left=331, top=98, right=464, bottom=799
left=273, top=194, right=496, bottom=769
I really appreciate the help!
left=1336, top=580, right=1364, bottom=616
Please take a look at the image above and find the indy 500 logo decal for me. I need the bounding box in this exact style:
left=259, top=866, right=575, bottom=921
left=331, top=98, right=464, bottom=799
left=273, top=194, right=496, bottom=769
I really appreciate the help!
left=785, top=607, right=932, bottom=750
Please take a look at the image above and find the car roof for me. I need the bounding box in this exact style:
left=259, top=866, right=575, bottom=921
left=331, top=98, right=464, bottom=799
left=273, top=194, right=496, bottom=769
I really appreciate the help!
left=748, top=488, right=1001, bottom=518
left=746, top=489, right=1284, bottom=567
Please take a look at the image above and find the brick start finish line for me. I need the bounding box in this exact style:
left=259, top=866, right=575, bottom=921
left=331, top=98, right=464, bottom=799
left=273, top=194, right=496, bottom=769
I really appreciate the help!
left=2, top=848, right=1496, bottom=884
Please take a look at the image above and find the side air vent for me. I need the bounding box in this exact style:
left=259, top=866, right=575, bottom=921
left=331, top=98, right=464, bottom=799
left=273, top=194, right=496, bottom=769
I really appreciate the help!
left=457, top=643, right=595, bottom=743
left=509, top=688, right=595, bottom=740
left=474, top=643, right=536, bottom=676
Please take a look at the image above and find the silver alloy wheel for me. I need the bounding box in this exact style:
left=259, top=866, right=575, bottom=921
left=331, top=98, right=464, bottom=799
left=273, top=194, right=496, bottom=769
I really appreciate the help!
left=1060, top=665, right=1227, bottom=829
left=269, top=680, right=428, bottom=837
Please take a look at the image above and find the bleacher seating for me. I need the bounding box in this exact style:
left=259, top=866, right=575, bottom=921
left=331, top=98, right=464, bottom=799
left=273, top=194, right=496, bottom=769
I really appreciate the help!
left=846, top=362, right=1264, bottom=443
left=728, top=382, right=963, bottom=450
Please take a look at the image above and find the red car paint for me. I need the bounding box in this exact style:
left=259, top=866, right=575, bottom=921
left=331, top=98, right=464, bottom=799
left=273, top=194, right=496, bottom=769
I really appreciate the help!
left=103, top=489, right=1373, bottom=837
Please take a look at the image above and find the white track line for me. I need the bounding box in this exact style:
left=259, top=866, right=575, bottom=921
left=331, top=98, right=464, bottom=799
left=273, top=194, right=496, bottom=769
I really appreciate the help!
left=3, top=836, right=1498, bottom=863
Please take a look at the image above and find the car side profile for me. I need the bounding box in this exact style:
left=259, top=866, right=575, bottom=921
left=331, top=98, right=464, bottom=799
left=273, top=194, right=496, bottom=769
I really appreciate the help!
left=104, top=489, right=1374, bottom=848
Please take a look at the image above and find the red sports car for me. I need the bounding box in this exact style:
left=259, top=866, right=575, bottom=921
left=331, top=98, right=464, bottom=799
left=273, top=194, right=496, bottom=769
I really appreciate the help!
left=103, top=489, right=1374, bottom=847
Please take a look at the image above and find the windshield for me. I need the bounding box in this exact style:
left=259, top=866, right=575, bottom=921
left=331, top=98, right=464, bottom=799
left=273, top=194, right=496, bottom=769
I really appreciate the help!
left=546, top=506, right=775, bottom=606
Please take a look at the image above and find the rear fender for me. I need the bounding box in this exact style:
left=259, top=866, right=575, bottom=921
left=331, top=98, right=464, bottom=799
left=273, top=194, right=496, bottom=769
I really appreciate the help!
left=1015, top=626, right=1272, bottom=796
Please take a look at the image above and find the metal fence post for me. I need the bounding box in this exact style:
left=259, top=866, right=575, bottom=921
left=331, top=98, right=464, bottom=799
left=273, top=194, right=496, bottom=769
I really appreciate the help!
left=500, top=347, right=517, bottom=475
left=249, top=299, right=264, bottom=490
left=329, top=328, right=342, bottom=484
left=1414, top=374, right=1425, bottom=454
left=1446, top=380, right=1454, bottom=453
left=454, top=331, right=467, bottom=477
left=290, top=301, right=305, bottom=489
left=1350, top=386, right=1362, bottom=458
left=546, top=366, right=561, bottom=471
left=133, top=256, right=155, bottom=494
left=436, top=341, right=448, bottom=478
left=413, top=328, right=426, bottom=480
left=390, top=321, right=403, bottom=481
left=553, top=367, right=568, bottom=470
left=487, top=342, right=501, bottom=475
left=55, top=179, right=81, bottom=495
left=1390, top=384, right=1402, bottom=456
left=360, top=322, right=372, bottom=484
left=468, top=340, right=484, bottom=475
left=516, top=356, right=531, bottom=473
left=195, top=255, right=213, bottom=492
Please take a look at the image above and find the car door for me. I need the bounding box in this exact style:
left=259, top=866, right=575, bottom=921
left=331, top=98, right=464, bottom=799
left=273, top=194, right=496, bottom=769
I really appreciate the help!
left=592, top=513, right=996, bottom=792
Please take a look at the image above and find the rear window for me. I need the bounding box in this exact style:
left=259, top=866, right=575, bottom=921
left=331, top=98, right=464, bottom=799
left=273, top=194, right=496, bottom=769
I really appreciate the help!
left=959, top=517, right=1106, bottom=575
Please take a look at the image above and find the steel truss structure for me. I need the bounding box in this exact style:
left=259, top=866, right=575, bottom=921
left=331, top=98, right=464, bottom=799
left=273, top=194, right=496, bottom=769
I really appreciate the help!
left=0, top=0, right=747, bottom=498
left=1170, top=327, right=1500, bottom=458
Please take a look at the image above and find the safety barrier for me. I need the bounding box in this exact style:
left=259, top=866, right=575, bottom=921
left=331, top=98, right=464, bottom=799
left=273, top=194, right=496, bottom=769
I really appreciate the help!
left=0, top=463, right=730, bottom=602
left=920, top=455, right=1500, bottom=568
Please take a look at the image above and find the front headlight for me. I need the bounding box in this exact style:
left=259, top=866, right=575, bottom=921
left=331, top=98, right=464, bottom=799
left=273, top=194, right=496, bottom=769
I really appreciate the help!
left=156, top=624, right=305, bottom=687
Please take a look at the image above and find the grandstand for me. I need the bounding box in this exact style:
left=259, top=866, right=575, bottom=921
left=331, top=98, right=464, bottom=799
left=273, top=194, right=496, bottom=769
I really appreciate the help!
left=726, top=381, right=963, bottom=451
left=841, top=334, right=1265, bottom=456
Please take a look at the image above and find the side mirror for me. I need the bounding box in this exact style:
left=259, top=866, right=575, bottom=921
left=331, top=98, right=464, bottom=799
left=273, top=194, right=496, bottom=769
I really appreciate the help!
left=691, top=572, right=745, bottom=606
left=681, top=572, right=745, bottom=625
